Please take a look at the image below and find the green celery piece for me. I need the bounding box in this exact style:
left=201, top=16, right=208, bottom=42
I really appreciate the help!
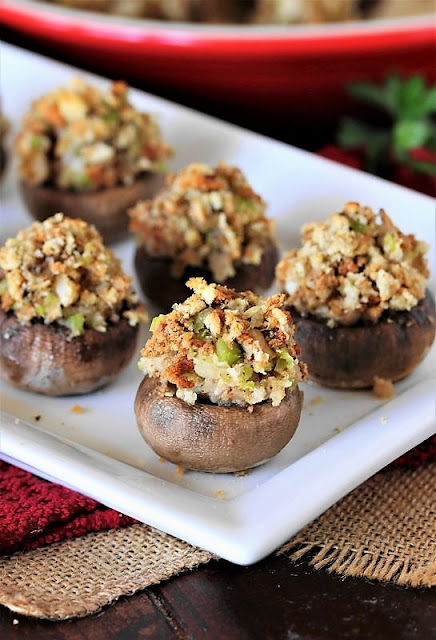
left=104, top=110, right=120, bottom=124
left=65, top=313, right=85, bottom=337
left=193, top=310, right=211, bottom=338
left=241, top=381, right=255, bottom=392
left=239, top=363, right=253, bottom=383
left=35, top=304, right=45, bottom=317
left=74, top=173, right=91, bottom=189
left=30, top=135, right=42, bottom=150
left=45, top=292, right=61, bottom=314
left=350, top=219, right=368, bottom=233
left=239, top=364, right=254, bottom=391
left=216, top=338, right=242, bottom=365
left=275, top=348, right=293, bottom=373
left=150, top=314, right=166, bottom=333
left=0, top=278, right=8, bottom=293
left=235, top=195, right=255, bottom=212
left=383, top=232, right=400, bottom=255
left=155, top=161, right=167, bottom=174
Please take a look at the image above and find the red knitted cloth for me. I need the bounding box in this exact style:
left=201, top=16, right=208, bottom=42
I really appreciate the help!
left=0, top=460, right=136, bottom=555
left=1, top=437, right=434, bottom=555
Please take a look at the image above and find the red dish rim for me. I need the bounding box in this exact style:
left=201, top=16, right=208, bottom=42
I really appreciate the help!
left=2, top=0, right=435, bottom=57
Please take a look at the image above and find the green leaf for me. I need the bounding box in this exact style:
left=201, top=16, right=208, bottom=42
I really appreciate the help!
left=397, top=76, right=426, bottom=119
left=347, top=74, right=436, bottom=120
left=393, top=120, right=433, bottom=152
left=348, top=79, right=397, bottom=116
left=419, top=87, right=436, bottom=116
left=337, top=118, right=373, bottom=148
left=400, top=157, right=436, bottom=176
left=337, top=118, right=390, bottom=173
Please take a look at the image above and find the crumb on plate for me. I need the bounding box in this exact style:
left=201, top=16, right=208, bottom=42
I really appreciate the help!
left=71, top=404, right=85, bottom=414
left=373, top=376, right=395, bottom=399
left=310, top=395, right=323, bottom=407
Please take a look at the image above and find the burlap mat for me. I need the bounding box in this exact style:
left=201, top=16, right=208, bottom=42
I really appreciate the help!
left=1, top=465, right=434, bottom=620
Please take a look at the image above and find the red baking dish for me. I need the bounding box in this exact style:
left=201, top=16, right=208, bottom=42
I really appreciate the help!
left=1, top=0, right=435, bottom=119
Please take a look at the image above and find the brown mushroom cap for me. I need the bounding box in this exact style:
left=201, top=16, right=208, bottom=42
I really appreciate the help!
left=19, top=173, right=165, bottom=244
left=0, top=307, right=139, bottom=396
left=134, top=376, right=303, bottom=473
left=0, top=145, right=6, bottom=180
left=290, top=289, right=435, bottom=389
left=134, top=240, right=279, bottom=312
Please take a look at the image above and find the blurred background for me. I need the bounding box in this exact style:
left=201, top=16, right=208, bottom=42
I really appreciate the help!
left=1, top=0, right=435, bottom=193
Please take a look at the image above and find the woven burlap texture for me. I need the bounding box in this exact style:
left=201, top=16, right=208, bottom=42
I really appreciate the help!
left=1, top=465, right=434, bottom=620
left=0, top=525, right=213, bottom=620
left=279, top=464, right=436, bottom=587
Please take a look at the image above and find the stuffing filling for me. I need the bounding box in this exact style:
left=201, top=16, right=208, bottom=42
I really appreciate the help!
left=0, top=213, right=147, bottom=336
left=139, top=277, right=307, bottom=407
left=129, top=162, right=276, bottom=282
left=15, top=77, right=172, bottom=191
left=276, top=202, right=429, bottom=326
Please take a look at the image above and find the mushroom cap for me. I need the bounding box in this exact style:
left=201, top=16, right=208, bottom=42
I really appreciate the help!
left=0, top=307, right=139, bottom=395
left=134, top=377, right=303, bottom=473
left=290, top=289, right=435, bottom=389
left=19, top=173, right=165, bottom=244
left=134, top=240, right=279, bottom=311
left=0, top=145, right=6, bottom=180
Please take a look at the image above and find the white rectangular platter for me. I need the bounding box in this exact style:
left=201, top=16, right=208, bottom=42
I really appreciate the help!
left=0, top=43, right=435, bottom=564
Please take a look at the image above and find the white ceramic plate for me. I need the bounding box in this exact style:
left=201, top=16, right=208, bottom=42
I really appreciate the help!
left=1, top=44, right=435, bottom=565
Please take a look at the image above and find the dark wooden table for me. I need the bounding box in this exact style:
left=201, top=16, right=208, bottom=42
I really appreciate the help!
left=1, top=555, right=435, bottom=639
left=1, top=25, right=435, bottom=640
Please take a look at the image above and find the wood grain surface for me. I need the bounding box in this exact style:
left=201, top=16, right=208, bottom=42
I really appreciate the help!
left=1, top=556, right=435, bottom=639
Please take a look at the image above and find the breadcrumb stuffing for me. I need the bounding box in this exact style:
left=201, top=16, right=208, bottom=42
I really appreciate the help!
left=139, top=277, right=307, bottom=407
left=276, top=202, right=429, bottom=326
left=373, top=377, right=395, bottom=400
left=0, top=213, right=147, bottom=335
left=129, top=162, right=276, bottom=282
left=15, top=77, right=172, bottom=191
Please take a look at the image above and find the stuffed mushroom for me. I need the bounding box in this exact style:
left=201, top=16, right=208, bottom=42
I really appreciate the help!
left=129, top=162, right=278, bottom=310
left=0, top=213, right=147, bottom=395
left=15, top=77, right=172, bottom=243
left=276, top=202, right=435, bottom=389
left=134, top=277, right=306, bottom=473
